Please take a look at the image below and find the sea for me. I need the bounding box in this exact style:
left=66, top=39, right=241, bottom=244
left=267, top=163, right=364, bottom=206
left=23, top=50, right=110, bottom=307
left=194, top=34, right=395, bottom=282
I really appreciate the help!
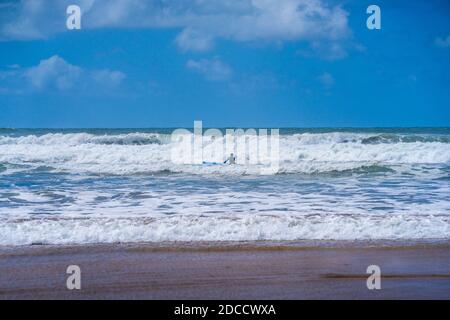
left=0, top=128, right=449, bottom=245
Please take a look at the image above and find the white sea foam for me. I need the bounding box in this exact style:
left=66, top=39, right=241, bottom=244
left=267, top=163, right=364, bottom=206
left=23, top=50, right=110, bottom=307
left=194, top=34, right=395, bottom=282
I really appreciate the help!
left=0, top=132, right=449, bottom=175
left=0, top=214, right=449, bottom=245
left=0, top=133, right=163, bottom=146
left=1, top=131, right=449, bottom=245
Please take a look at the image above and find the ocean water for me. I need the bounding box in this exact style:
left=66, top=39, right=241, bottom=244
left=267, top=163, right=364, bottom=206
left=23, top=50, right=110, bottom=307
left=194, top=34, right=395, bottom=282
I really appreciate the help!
left=0, top=128, right=449, bottom=245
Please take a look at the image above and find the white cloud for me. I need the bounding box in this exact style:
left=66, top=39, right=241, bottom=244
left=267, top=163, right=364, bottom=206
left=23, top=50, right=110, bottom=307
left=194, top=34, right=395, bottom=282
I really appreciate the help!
left=317, top=72, right=334, bottom=87
left=1, top=0, right=47, bottom=40
left=26, top=55, right=83, bottom=90
left=435, top=36, right=450, bottom=48
left=0, top=55, right=125, bottom=94
left=187, top=58, right=233, bottom=81
left=0, top=0, right=352, bottom=58
left=91, top=69, right=126, bottom=87
left=175, top=28, right=214, bottom=52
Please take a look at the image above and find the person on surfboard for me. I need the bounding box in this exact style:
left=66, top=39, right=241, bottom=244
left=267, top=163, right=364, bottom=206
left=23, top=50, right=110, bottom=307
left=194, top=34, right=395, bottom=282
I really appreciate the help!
left=224, top=153, right=236, bottom=165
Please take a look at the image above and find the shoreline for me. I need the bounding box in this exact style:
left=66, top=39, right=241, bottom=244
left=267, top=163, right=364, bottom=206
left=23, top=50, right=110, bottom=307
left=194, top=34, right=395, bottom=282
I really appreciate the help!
left=1, top=240, right=449, bottom=299
left=2, top=238, right=450, bottom=251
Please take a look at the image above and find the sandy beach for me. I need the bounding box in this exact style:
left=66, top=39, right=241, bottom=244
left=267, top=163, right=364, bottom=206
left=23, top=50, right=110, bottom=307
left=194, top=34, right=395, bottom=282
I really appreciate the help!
left=1, top=241, right=449, bottom=300
left=1, top=0, right=449, bottom=305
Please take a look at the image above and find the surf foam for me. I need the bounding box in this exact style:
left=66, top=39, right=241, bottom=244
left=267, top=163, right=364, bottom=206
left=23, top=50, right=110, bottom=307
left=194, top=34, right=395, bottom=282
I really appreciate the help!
left=0, top=132, right=449, bottom=176
left=1, top=214, right=449, bottom=245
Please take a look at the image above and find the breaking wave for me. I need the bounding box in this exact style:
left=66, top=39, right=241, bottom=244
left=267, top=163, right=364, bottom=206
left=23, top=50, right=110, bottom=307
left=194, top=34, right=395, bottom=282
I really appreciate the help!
left=0, top=133, right=164, bottom=146
left=0, top=131, right=449, bottom=176
left=1, top=214, right=449, bottom=245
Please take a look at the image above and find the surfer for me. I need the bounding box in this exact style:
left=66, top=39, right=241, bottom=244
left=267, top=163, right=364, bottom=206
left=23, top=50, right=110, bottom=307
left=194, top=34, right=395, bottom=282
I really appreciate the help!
left=224, top=153, right=236, bottom=165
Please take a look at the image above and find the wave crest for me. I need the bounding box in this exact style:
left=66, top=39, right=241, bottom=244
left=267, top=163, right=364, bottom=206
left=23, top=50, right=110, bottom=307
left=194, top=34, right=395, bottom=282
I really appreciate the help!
left=0, top=133, right=164, bottom=146
left=0, top=131, right=449, bottom=176
left=1, top=214, right=449, bottom=245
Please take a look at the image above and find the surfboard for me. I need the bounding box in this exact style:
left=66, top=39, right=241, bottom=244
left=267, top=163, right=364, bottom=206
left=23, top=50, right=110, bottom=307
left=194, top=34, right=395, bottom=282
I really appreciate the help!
left=202, top=161, right=224, bottom=166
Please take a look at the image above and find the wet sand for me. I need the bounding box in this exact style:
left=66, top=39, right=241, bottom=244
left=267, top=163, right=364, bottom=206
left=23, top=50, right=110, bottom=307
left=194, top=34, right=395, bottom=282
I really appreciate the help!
left=1, top=241, right=449, bottom=299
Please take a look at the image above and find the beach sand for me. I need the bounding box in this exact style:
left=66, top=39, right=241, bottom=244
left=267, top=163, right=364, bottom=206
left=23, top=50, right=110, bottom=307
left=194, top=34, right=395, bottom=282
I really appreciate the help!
left=1, top=241, right=449, bottom=300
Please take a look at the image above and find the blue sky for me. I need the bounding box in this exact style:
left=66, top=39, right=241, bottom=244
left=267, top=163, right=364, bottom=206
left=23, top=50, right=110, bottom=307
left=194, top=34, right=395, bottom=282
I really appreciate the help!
left=0, top=0, right=449, bottom=128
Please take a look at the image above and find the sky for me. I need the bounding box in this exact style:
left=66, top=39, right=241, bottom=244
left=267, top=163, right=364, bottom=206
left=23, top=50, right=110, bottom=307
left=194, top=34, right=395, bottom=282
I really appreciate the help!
left=0, top=0, right=449, bottom=128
